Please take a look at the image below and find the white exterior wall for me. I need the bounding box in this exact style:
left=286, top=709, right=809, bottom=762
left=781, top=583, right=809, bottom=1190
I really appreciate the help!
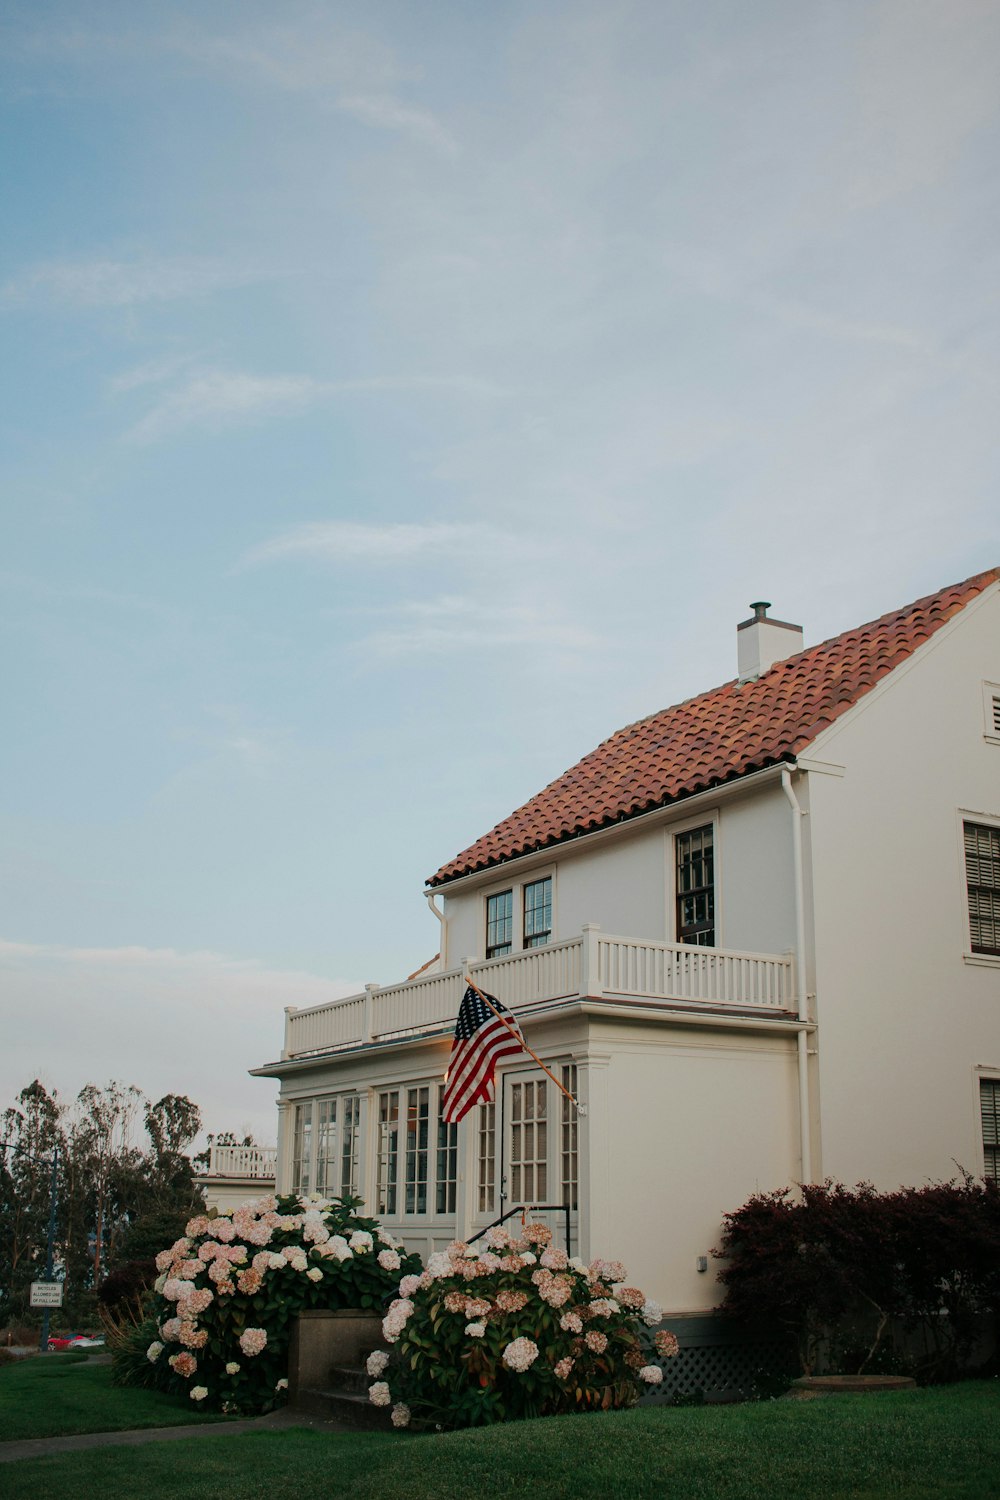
left=805, top=587, right=1000, bottom=1189
left=440, top=783, right=797, bottom=966
left=579, top=1017, right=800, bottom=1309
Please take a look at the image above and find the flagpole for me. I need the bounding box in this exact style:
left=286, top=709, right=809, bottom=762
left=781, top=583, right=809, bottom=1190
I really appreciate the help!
left=462, top=974, right=586, bottom=1115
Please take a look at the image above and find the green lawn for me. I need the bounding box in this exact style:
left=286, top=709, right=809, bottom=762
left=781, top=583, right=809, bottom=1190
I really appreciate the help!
left=0, top=1354, right=228, bottom=1441
left=2, top=1382, right=999, bottom=1500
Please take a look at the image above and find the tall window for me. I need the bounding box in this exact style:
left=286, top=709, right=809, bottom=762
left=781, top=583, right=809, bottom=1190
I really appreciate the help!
left=477, top=1102, right=496, bottom=1214
left=436, top=1088, right=459, bottom=1215
left=340, top=1095, right=361, bottom=1198
left=486, top=889, right=513, bottom=957
left=404, top=1086, right=430, bottom=1214
left=508, top=1079, right=547, bottom=1201
left=676, top=825, right=715, bottom=946
left=965, top=822, right=1000, bottom=956
left=315, top=1098, right=337, bottom=1196
left=524, top=878, right=552, bottom=948
left=982, top=1080, right=1000, bottom=1183
left=376, top=1090, right=400, bottom=1216
left=561, top=1065, right=578, bottom=1211
left=291, top=1103, right=311, bottom=1195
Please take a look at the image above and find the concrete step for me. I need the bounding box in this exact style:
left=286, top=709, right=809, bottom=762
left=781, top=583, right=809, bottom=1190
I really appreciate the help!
left=327, top=1363, right=370, bottom=1395
left=293, top=1385, right=392, bottom=1430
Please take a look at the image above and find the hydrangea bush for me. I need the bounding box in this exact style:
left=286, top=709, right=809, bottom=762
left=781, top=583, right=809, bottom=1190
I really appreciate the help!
left=368, top=1222, right=678, bottom=1429
left=133, top=1192, right=421, bottom=1413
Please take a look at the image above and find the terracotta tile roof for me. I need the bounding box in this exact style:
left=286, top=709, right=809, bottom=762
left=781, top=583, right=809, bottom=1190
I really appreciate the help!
left=428, top=567, right=999, bottom=887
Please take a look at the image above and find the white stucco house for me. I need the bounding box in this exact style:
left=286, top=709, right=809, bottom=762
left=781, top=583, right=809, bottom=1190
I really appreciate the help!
left=253, top=566, right=1000, bottom=1314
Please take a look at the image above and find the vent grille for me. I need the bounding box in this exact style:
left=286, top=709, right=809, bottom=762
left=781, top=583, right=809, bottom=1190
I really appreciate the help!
left=993, top=694, right=1000, bottom=736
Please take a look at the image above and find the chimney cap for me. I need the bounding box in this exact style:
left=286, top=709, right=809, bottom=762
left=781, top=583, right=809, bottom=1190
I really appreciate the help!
left=749, top=601, right=771, bottom=621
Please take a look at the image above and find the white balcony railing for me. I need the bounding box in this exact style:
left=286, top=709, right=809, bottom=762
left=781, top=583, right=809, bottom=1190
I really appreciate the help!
left=207, top=1144, right=278, bottom=1179
left=282, top=927, right=795, bottom=1061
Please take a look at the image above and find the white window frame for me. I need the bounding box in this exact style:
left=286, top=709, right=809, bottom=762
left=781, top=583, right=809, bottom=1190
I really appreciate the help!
left=289, top=1091, right=364, bottom=1200
left=959, top=810, right=1000, bottom=966
left=480, top=868, right=556, bottom=958
left=667, top=810, right=721, bottom=947
left=375, top=1080, right=459, bottom=1223
left=974, top=1067, right=1000, bottom=1184
left=982, top=681, right=1000, bottom=746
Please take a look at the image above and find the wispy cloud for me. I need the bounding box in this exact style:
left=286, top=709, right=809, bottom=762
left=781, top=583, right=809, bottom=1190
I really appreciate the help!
left=124, top=367, right=501, bottom=442
left=126, top=370, right=327, bottom=442
left=337, top=93, right=457, bottom=155
left=358, top=595, right=599, bottom=659
left=241, top=521, right=514, bottom=570
left=2, top=255, right=267, bottom=309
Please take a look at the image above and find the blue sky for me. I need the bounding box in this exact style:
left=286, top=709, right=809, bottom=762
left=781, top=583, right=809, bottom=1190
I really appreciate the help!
left=3, top=0, right=999, bottom=1143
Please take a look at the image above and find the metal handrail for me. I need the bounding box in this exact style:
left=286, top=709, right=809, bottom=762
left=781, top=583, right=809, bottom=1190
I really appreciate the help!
left=467, top=1202, right=573, bottom=1258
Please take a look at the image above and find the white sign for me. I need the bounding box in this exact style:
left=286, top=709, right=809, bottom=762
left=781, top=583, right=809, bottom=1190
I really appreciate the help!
left=29, top=1280, right=63, bottom=1308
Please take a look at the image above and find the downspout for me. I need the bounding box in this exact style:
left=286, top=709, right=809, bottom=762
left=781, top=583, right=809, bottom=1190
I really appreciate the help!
left=425, top=889, right=447, bottom=970
left=781, top=765, right=813, bottom=1185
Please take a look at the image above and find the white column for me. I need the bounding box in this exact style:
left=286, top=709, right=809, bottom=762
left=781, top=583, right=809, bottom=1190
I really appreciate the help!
left=575, top=1052, right=611, bottom=1264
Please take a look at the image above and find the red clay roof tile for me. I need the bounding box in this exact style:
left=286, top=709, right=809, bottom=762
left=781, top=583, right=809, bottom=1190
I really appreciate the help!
left=428, top=567, right=999, bottom=887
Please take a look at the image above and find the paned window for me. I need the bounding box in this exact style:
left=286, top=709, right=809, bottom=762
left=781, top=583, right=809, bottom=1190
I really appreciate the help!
left=436, top=1088, right=459, bottom=1215
left=561, top=1065, right=578, bottom=1211
left=404, top=1086, right=430, bottom=1214
left=291, top=1103, right=311, bottom=1196
left=486, top=889, right=513, bottom=958
left=315, top=1098, right=337, bottom=1197
left=676, top=825, right=715, bottom=946
left=339, top=1095, right=361, bottom=1198
left=509, top=1079, right=547, bottom=1201
left=376, top=1090, right=400, bottom=1216
left=982, top=1079, right=1000, bottom=1184
left=965, top=822, right=1000, bottom=956
left=477, top=1103, right=496, bottom=1214
left=524, top=878, right=552, bottom=949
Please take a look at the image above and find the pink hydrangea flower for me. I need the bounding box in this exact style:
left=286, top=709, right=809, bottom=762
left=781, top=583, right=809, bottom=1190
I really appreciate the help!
left=655, top=1329, right=680, bottom=1358
left=239, top=1327, right=267, bottom=1357
left=585, top=1331, right=608, bottom=1354
left=554, top=1357, right=575, bottom=1380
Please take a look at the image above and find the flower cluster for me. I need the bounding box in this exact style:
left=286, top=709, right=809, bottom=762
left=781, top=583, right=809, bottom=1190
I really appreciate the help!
left=123, top=1191, right=421, bottom=1415
left=367, top=1223, right=677, bottom=1430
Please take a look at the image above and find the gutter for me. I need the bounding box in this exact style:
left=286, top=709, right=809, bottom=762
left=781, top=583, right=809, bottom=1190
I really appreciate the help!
left=781, top=765, right=814, bottom=1184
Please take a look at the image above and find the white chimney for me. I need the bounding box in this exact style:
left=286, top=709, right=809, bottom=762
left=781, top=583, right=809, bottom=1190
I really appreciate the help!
left=737, top=601, right=803, bottom=683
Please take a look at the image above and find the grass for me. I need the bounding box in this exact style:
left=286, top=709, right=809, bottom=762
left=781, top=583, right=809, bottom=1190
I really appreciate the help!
left=1, top=1381, right=999, bottom=1499
left=0, top=1354, right=228, bottom=1441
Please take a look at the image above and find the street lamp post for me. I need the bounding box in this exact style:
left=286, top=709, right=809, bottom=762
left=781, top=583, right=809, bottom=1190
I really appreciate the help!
left=0, top=1140, right=60, bottom=1352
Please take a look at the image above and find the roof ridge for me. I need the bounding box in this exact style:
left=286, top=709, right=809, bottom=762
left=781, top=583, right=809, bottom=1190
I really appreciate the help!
left=428, top=565, right=1000, bottom=886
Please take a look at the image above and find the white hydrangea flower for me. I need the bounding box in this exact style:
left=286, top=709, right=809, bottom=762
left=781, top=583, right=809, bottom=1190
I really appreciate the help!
left=425, top=1251, right=452, bottom=1279
left=349, top=1230, right=374, bottom=1253
left=465, top=1321, right=486, bottom=1338
left=391, top=1402, right=411, bottom=1428
left=306, top=1266, right=323, bottom=1281
left=146, top=1341, right=163, bottom=1363
left=225, top=1362, right=240, bottom=1375
left=366, top=1349, right=390, bottom=1377
left=189, top=1386, right=209, bottom=1402
left=501, top=1337, right=539, bottom=1373
left=640, top=1365, right=664, bottom=1384
left=369, top=1381, right=391, bottom=1407
left=641, top=1299, right=663, bottom=1327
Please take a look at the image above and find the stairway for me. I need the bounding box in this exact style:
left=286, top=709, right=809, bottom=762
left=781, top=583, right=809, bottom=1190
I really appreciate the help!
left=288, top=1310, right=392, bottom=1428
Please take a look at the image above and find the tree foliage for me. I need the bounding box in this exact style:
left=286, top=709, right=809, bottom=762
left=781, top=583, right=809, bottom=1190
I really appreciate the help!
left=0, top=1079, right=204, bottom=1326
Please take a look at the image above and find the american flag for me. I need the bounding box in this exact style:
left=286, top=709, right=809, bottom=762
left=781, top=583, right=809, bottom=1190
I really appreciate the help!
left=440, top=985, right=528, bottom=1124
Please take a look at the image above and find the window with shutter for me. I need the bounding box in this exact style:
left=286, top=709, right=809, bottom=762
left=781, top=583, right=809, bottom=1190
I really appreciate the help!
left=964, top=821, right=1000, bottom=956
left=981, top=1079, right=1000, bottom=1184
